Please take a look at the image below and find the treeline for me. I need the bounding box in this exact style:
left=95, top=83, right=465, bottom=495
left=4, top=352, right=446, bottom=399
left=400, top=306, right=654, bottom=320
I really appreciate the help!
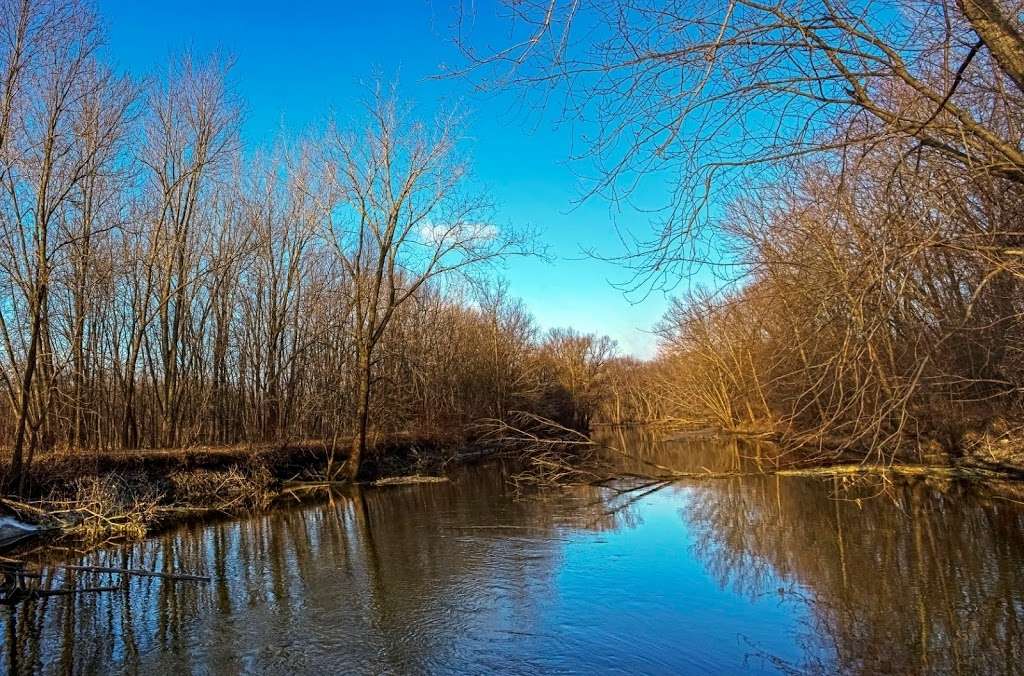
left=468, top=0, right=1024, bottom=461
left=0, top=0, right=620, bottom=486
left=651, top=146, right=1024, bottom=458
left=650, top=1, right=1024, bottom=460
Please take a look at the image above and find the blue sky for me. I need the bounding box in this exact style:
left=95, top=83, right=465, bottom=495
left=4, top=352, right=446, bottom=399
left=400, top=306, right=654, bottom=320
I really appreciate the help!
left=96, top=0, right=671, bottom=357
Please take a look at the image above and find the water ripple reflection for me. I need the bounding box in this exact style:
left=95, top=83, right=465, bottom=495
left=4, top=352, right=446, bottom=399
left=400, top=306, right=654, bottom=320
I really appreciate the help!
left=3, top=431, right=1023, bottom=675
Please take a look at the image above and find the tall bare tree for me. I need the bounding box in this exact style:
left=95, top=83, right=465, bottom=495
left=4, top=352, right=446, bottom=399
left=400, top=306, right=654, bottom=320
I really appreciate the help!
left=319, top=89, right=528, bottom=478
left=0, top=0, right=132, bottom=488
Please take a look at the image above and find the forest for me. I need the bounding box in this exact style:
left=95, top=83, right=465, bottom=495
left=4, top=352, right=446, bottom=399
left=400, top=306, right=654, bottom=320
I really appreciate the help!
left=468, top=0, right=1024, bottom=467
left=0, top=0, right=627, bottom=496
left=2, top=0, right=1024, bottom=493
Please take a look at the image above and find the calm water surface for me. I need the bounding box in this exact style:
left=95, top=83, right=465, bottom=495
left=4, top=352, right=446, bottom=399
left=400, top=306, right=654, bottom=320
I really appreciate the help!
left=3, top=430, right=1024, bottom=674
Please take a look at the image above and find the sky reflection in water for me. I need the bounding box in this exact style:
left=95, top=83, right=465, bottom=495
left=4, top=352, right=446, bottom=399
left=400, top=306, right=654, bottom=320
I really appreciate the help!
left=3, top=431, right=1023, bottom=675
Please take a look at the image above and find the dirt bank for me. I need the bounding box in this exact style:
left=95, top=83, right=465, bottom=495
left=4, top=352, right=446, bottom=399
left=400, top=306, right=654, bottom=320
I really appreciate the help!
left=0, top=432, right=476, bottom=551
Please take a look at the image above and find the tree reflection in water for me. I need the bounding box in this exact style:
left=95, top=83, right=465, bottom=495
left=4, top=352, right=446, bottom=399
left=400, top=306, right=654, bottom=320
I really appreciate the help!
left=684, top=475, right=1024, bottom=674
left=2, top=434, right=1023, bottom=675
left=1, top=462, right=620, bottom=674
left=613, top=429, right=1024, bottom=675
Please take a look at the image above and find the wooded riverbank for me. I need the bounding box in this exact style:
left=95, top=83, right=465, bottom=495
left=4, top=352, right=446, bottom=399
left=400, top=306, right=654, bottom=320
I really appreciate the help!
left=0, top=433, right=475, bottom=550
left=4, top=413, right=1024, bottom=557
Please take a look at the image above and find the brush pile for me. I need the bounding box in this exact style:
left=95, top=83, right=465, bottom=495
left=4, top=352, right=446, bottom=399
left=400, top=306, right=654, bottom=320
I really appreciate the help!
left=168, top=463, right=274, bottom=510
left=478, top=412, right=610, bottom=488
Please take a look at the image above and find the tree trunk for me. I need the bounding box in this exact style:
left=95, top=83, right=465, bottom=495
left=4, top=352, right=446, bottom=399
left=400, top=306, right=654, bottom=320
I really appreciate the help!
left=959, top=0, right=1024, bottom=94
left=344, top=347, right=373, bottom=480
left=8, top=294, right=43, bottom=493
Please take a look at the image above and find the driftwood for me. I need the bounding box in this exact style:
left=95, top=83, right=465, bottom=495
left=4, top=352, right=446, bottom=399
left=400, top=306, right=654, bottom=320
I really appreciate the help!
left=372, top=475, right=449, bottom=487
left=774, top=463, right=1018, bottom=481
left=591, top=464, right=1020, bottom=484
left=0, top=497, right=51, bottom=519
left=283, top=475, right=450, bottom=490
left=154, top=505, right=228, bottom=519
left=282, top=480, right=351, bottom=491
left=1, top=557, right=208, bottom=606
left=0, top=585, right=120, bottom=605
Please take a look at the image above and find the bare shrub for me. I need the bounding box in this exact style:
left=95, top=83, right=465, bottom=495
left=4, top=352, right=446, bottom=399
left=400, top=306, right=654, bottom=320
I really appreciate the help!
left=44, top=474, right=161, bottom=542
left=168, top=464, right=274, bottom=510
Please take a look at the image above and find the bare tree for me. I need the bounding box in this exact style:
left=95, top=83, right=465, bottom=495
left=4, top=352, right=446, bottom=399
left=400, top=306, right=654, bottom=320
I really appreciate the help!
left=133, top=55, right=239, bottom=448
left=318, top=88, right=529, bottom=479
left=457, top=0, right=1024, bottom=288
left=0, top=0, right=132, bottom=489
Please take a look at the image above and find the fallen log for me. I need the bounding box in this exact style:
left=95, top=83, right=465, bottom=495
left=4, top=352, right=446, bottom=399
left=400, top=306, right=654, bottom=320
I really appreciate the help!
left=774, top=463, right=1016, bottom=481
left=0, top=515, right=52, bottom=551
left=0, top=586, right=121, bottom=605
left=282, top=480, right=350, bottom=490
left=590, top=463, right=1023, bottom=485
left=372, top=475, right=449, bottom=487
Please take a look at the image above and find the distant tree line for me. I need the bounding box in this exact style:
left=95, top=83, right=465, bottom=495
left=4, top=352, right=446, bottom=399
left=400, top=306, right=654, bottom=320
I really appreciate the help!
left=465, top=0, right=1024, bottom=461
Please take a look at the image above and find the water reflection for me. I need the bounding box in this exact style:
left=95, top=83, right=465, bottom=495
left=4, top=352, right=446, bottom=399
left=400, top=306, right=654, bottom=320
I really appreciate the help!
left=2, top=463, right=621, bottom=674
left=686, top=474, right=1024, bottom=675
left=600, top=429, right=1024, bottom=675
left=3, top=434, right=1023, bottom=675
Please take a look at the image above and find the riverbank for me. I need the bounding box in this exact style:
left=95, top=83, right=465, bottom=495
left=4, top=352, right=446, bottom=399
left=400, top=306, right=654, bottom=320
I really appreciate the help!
left=0, top=432, right=478, bottom=550
left=6, top=423, right=1024, bottom=553
left=646, top=421, right=1024, bottom=479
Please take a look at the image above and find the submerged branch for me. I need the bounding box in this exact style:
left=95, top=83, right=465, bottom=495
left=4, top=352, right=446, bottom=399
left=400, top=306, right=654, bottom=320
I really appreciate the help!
left=47, top=564, right=210, bottom=582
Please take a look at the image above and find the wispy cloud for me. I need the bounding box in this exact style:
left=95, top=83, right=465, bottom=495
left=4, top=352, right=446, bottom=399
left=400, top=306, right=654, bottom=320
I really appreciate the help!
left=418, top=219, right=498, bottom=246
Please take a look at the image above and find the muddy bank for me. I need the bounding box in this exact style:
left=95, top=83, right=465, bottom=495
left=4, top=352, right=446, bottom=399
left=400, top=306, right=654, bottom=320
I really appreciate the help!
left=0, top=432, right=481, bottom=551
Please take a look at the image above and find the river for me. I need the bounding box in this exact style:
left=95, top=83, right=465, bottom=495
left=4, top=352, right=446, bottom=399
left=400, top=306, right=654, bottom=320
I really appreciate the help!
left=3, top=429, right=1023, bottom=674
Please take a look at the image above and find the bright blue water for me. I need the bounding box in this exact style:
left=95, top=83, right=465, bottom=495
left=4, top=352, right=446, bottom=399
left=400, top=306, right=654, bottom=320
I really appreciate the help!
left=3, top=432, right=1022, bottom=674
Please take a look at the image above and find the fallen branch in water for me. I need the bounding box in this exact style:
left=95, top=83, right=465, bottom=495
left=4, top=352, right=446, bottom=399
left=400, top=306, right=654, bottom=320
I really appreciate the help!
left=590, top=463, right=1024, bottom=486
left=372, top=475, right=449, bottom=486
left=45, top=564, right=210, bottom=582
left=476, top=412, right=609, bottom=488
left=0, top=555, right=208, bottom=606
left=282, top=480, right=350, bottom=490
left=0, top=585, right=120, bottom=605
left=773, top=463, right=1019, bottom=481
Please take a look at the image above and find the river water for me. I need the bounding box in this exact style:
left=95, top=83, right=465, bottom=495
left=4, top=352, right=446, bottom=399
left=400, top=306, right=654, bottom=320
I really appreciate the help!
left=3, top=429, right=1024, bottom=674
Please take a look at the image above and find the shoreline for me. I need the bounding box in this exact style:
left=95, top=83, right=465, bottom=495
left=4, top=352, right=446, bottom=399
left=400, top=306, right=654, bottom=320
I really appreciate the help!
left=0, top=433, right=482, bottom=552
left=4, top=425, right=1024, bottom=555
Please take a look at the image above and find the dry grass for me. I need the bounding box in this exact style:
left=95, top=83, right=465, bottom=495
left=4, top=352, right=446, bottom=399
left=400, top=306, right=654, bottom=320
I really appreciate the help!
left=168, top=464, right=275, bottom=509
left=0, top=432, right=467, bottom=549
left=38, top=474, right=161, bottom=543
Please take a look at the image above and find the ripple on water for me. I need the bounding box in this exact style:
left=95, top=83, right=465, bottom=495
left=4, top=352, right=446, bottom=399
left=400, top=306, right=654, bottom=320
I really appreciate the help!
left=3, top=430, right=1024, bottom=675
